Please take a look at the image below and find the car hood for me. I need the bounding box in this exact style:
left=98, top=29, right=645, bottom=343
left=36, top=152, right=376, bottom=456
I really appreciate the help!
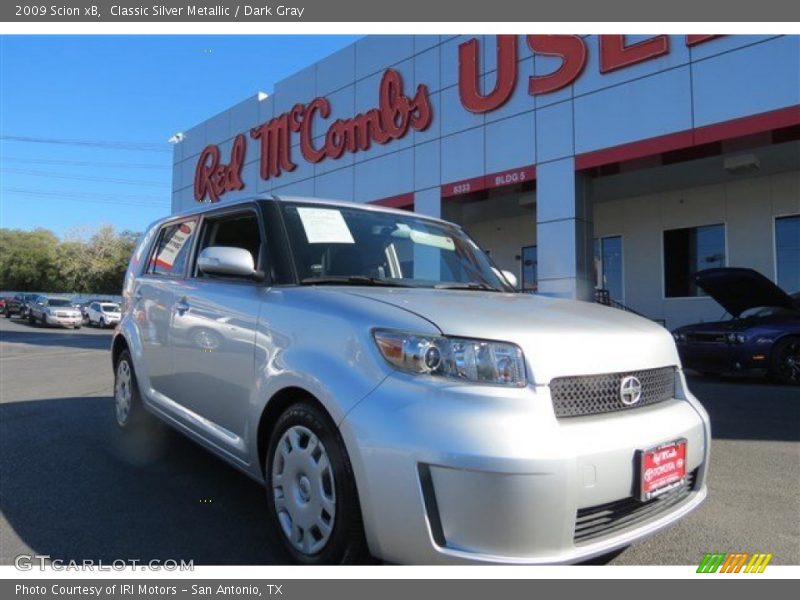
left=339, top=287, right=679, bottom=383
left=694, top=267, right=795, bottom=318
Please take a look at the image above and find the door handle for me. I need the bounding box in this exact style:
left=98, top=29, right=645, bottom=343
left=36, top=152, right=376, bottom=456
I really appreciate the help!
left=175, top=298, right=190, bottom=315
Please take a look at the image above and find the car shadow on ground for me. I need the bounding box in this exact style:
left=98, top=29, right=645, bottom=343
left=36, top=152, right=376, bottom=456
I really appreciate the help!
left=0, top=396, right=288, bottom=565
left=686, top=375, right=799, bottom=442
left=0, top=320, right=113, bottom=351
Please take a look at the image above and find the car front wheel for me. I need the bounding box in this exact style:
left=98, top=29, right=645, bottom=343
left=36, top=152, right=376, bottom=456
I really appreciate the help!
left=770, top=336, right=800, bottom=385
left=265, top=402, right=368, bottom=564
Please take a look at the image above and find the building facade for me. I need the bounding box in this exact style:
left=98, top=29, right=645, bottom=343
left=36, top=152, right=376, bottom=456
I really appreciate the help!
left=171, top=34, right=800, bottom=329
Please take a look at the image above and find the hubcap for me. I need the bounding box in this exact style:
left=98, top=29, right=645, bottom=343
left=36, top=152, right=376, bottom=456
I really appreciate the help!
left=115, top=360, right=132, bottom=426
left=271, top=425, right=336, bottom=555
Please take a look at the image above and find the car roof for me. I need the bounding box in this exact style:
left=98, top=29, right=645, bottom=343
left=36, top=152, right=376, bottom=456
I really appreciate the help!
left=163, top=194, right=458, bottom=229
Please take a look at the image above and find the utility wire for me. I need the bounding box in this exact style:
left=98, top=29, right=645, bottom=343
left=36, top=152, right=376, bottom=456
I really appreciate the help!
left=1, top=187, right=170, bottom=207
left=2, top=157, right=171, bottom=170
left=1, top=167, right=170, bottom=188
left=0, top=135, right=172, bottom=153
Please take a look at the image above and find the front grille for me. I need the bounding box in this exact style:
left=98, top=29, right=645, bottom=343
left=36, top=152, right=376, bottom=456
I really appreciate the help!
left=574, top=469, right=698, bottom=544
left=550, top=366, right=676, bottom=418
left=686, top=333, right=726, bottom=343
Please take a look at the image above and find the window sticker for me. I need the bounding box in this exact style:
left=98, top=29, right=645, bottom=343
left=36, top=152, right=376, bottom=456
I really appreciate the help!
left=296, top=207, right=355, bottom=244
left=409, top=229, right=455, bottom=251
left=153, top=220, right=196, bottom=270
left=392, top=224, right=455, bottom=251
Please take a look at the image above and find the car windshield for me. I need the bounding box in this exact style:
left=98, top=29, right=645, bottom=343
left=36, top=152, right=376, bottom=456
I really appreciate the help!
left=48, top=299, right=72, bottom=307
left=101, top=304, right=120, bottom=312
left=280, top=203, right=511, bottom=291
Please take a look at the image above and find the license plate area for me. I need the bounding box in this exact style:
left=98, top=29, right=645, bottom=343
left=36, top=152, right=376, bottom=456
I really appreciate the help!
left=637, top=439, right=687, bottom=501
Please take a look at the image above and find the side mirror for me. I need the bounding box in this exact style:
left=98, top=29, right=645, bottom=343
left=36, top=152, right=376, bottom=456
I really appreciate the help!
left=197, top=246, right=257, bottom=279
left=501, top=270, right=518, bottom=289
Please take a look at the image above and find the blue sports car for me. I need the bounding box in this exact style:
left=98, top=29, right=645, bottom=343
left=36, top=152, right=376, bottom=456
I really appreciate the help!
left=672, top=268, right=800, bottom=385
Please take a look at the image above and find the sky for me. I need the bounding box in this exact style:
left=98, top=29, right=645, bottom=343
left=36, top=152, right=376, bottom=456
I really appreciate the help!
left=0, top=35, right=360, bottom=238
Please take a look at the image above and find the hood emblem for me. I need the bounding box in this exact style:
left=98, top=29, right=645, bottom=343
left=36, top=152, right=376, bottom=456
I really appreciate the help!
left=619, top=375, right=643, bottom=406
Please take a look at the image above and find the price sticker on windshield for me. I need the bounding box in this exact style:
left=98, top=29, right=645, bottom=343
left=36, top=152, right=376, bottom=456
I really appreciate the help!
left=296, top=207, right=355, bottom=244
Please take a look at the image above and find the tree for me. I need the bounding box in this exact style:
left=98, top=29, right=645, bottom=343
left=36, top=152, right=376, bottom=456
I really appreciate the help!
left=0, top=228, right=60, bottom=291
left=0, top=226, right=139, bottom=294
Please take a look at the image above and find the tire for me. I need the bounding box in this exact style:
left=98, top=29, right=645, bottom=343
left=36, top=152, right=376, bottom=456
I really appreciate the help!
left=4, top=310, right=10, bottom=318
left=40, top=314, right=47, bottom=326
left=114, top=350, right=154, bottom=431
left=100, top=317, right=106, bottom=329
left=769, top=336, right=800, bottom=385
left=265, top=402, right=368, bottom=564
left=27, top=313, right=35, bottom=324
left=74, top=325, right=82, bottom=330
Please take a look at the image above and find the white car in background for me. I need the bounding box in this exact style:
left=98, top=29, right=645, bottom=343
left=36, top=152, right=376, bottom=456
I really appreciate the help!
left=29, top=297, right=83, bottom=328
left=87, top=301, right=122, bottom=328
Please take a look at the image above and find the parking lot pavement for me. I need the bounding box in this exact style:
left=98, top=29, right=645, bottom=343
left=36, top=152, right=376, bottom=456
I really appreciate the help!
left=0, top=314, right=798, bottom=566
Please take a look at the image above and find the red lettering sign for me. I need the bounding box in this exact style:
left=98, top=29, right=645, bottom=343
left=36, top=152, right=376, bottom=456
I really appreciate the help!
left=193, top=35, right=725, bottom=203
left=527, top=35, right=588, bottom=95
left=458, top=34, right=716, bottom=109
left=249, top=68, right=431, bottom=182
left=442, top=165, right=536, bottom=198
left=599, top=35, right=670, bottom=73
left=459, top=35, right=517, bottom=113
left=193, top=133, right=246, bottom=203
left=686, top=34, right=722, bottom=47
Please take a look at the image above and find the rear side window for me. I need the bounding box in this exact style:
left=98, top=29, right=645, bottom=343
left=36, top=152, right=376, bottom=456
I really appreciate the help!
left=147, top=219, right=198, bottom=277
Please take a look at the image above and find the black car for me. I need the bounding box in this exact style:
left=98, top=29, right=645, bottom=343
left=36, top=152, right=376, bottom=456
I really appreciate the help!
left=672, top=268, right=800, bottom=384
left=3, top=294, right=35, bottom=318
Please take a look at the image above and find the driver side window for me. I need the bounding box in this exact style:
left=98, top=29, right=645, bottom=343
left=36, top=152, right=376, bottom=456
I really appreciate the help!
left=193, top=210, right=264, bottom=280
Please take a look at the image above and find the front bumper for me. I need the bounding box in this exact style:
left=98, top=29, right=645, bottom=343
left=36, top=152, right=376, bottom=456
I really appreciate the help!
left=45, top=314, right=83, bottom=327
left=341, top=370, right=710, bottom=564
left=677, top=342, right=767, bottom=373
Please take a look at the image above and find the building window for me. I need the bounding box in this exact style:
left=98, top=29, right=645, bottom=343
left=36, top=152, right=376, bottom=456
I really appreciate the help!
left=776, top=215, right=800, bottom=294
left=594, top=236, right=624, bottom=302
left=521, top=245, right=537, bottom=291
left=663, top=224, right=726, bottom=297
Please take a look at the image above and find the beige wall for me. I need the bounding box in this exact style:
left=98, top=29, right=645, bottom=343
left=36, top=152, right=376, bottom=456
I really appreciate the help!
left=594, top=169, right=800, bottom=329
left=467, top=214, right=536, bottom=278
left=445, top=189, right=537, bottom=283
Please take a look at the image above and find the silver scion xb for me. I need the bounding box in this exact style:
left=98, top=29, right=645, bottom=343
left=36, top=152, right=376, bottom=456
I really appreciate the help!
left=112, top=195, right=710, bottom=565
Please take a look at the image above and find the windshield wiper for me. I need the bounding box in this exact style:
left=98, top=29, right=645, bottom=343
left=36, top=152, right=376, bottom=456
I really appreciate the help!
left=299, top=275, right=416, bottom=288
left=433, top=282, right=502, bottom=292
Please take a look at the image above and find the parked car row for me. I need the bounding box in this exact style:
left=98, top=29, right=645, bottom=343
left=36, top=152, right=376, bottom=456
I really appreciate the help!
left=1, top=293, right=121, bottom=329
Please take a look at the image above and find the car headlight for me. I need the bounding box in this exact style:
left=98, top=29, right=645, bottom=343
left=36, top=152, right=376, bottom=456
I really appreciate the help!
left=373, top=330, right=527, bottom=387
left=726, top=333, right=747, bottom=344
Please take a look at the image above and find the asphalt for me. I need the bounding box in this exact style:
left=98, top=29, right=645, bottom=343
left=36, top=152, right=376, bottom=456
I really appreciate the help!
left=0, top=315, right=797, bottom=566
